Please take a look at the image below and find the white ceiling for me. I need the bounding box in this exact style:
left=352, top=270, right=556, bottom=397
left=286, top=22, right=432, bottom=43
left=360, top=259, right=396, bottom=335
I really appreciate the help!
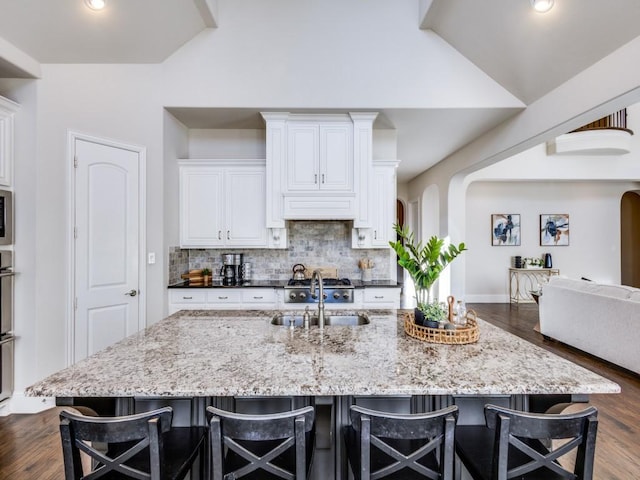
left=1, top=0, right=639, bottom=182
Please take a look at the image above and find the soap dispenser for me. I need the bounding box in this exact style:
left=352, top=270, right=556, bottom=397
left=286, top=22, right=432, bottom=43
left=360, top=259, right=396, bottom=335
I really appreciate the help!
left=544, top=253, right=553, bottom=268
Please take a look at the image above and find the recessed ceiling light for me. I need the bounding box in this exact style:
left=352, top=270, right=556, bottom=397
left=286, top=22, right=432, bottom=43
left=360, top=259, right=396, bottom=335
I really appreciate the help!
left=530, top=0, right=555, bottom=13
left=84, top=0, right=106, bottom=11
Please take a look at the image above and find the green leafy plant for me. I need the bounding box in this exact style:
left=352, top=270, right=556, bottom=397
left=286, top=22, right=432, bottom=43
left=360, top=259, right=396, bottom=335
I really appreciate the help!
left=389, top=224, right=467, bottom=309
left=420, top=301, right=448, bottom=322
left=201, top=268, right=212, bottom=276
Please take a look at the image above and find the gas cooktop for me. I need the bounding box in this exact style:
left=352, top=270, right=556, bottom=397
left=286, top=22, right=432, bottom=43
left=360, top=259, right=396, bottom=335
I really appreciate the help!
left=287, top=278, right=353, bottom=287
left=284, top=278, right=354, bottom=303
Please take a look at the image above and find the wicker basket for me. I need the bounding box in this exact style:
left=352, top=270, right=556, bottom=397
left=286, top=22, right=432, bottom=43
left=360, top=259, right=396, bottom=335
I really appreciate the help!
left=404, top=309, right=479, bottom=344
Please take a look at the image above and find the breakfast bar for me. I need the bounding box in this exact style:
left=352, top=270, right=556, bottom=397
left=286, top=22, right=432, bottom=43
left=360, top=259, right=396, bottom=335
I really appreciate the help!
left=26, top=309, right=620, bottom=479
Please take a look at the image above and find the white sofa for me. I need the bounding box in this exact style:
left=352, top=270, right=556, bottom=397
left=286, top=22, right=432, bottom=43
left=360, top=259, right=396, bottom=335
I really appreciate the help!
left=539, top=276, right=640, bottom=374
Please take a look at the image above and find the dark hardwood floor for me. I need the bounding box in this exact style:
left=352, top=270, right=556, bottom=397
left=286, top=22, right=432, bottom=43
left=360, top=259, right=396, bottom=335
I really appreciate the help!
left=0, top=303, right=638, bottom=479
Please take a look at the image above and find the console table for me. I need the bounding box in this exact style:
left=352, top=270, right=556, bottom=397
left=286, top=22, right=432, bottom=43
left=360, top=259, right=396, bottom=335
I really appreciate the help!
left=509, top=267, right=559, bottom=305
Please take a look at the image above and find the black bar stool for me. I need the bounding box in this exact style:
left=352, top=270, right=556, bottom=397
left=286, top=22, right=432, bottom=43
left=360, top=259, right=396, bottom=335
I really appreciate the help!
left=343, top=404, right=459, bottom=479
left=455, top=403, right=598, bottom=480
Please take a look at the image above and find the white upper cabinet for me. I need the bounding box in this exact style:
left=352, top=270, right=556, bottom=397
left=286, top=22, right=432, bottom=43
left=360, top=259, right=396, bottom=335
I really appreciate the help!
left=179, top=160, right=268, bottom=248
left=371, top=161, right=398, bottom=247
left=352, top=159, right=399, bottom=249
left=0, top=96, right=19, bottom=187
left=262, top=112, right=377, bottom=224
left=286, top=122, right=353, bottom=192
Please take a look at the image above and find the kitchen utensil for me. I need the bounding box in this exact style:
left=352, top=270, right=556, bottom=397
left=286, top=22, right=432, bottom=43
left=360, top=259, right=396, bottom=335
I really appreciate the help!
left=292, top=264, right=306, bottom=280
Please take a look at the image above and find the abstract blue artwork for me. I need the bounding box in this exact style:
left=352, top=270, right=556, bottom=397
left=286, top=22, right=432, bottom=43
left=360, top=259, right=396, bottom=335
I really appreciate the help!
left=540, top=214, right=569, bottom=246
left=492, top=213, right=520, bottom=246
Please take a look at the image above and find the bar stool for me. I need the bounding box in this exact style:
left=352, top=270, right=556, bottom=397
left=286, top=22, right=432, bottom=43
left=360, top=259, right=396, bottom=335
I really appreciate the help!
left=207, top=405, right=315, bottom=479
left=59, top=406, right=207, bottom=480
left=455, top=403, right=598, bottom=480
left=343, top=404, right=459, bottom=479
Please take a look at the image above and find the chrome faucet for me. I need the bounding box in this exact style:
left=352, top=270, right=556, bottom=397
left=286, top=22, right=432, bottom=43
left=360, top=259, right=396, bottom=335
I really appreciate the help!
left=310, top=269, right=325, bottom=329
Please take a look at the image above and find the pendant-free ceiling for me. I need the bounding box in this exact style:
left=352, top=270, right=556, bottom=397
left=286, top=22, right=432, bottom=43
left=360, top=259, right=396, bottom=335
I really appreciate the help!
left=84, top=0, right=106, bottom=10
left=530, top=0, right=555, bottom=13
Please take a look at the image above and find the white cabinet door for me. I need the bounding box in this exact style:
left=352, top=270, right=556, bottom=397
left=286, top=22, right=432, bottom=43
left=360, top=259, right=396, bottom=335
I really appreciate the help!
left=226, top=167, right=268, bottom=246
left=319, top=123, right=353, bottom=191
left=371, top=164, right=396, bottom=247
left=179, top=161, right=269, bottom=248
left=286, top=122, right=353, bottom=192
left=0, top=96, right=19, bottom=187
left=286, top=124, right=318, bottom=191
left=363, top=288, right=401, bottom=309
left=180, top=167, right=224, bottom=248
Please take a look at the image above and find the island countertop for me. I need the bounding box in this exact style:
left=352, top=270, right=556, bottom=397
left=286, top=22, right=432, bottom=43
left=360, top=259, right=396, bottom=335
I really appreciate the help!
left=26, top=309, right=620, bottom=398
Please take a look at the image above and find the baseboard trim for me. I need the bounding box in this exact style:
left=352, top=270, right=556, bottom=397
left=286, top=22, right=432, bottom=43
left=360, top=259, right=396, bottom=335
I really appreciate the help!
left=1, top=391, right=55, bottom=415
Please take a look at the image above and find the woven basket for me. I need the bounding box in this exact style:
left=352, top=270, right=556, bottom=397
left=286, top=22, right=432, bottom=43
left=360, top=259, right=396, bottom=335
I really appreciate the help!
left=404, top=309, right=479, bottom=344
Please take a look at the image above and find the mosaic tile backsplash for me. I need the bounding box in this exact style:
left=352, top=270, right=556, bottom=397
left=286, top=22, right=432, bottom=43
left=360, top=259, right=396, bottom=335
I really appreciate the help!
left=168, top=221, right=391, bottom=284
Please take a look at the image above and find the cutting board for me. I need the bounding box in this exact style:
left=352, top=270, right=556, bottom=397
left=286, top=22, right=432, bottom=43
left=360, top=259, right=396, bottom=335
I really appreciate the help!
left=304, top=266, right=338, bottom=279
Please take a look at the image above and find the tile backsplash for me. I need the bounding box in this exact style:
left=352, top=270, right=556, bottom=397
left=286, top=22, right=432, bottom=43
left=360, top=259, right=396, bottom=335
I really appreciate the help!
left=168, top=221, right=391, bottom=284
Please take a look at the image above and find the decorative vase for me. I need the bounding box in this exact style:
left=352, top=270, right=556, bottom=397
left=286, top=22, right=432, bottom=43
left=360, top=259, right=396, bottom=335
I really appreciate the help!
left=414, top=308, right=425, bottom=326
left=361, top=268, right=372, bottom=282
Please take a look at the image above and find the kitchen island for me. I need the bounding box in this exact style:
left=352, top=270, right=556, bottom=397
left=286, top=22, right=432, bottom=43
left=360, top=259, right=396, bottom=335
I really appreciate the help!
left=26, top=309, right=619, bottom=478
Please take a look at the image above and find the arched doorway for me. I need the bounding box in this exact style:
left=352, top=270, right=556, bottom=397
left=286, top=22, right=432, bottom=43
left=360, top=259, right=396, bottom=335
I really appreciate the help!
left=621, top=191, right=640, bottom=287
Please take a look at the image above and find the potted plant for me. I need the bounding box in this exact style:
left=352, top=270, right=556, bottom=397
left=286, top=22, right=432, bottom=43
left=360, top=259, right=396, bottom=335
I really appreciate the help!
left=419, top=301, right=448, bottom=328
left=202, top=268, right=212, bottom=286
left=389, top=224, right=467, bottom=326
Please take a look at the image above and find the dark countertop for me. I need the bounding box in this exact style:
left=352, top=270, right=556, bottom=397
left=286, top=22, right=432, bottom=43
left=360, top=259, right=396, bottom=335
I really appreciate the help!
left=169, top=280, right=401, bottom=289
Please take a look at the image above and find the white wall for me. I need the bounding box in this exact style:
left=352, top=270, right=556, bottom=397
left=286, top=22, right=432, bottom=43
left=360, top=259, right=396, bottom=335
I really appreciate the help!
left=188, top=129, right=266, bottom=159
left=160, top=0, right=519, bottom=109
left=465, top=181, right=638, bottom=302
left=6, top=65, right=164, bottom=401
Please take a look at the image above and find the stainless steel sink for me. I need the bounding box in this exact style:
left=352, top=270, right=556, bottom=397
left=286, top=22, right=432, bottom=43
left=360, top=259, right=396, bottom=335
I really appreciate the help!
left=324, top=314, right=370, bottom=326
left=270, top=313, right=369, bottom=327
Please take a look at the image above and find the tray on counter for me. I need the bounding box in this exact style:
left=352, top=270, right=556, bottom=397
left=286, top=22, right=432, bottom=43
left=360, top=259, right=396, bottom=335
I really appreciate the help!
left=403, top=310, right=479, bottom=345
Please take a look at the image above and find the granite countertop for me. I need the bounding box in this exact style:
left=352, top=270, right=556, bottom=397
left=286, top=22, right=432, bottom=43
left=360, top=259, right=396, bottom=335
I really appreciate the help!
left=168, top=280, right=401, bottom=289
left=26, top=310, right=619, bottom=399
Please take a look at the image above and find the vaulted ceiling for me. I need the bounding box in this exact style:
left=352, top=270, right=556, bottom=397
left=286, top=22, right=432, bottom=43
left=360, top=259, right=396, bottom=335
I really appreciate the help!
left=1, top=0, right=639, bottom=181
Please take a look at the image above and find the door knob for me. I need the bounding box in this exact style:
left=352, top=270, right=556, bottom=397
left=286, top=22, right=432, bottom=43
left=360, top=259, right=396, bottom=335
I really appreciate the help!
left=125, top=289, right=138, bottom=297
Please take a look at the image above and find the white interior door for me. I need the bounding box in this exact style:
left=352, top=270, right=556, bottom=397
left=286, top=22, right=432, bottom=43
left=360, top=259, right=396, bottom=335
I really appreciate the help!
left=73, top=136, right=143, bottom=362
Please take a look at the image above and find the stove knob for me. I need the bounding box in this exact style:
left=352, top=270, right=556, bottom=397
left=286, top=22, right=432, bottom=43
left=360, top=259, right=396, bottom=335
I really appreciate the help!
left=289, top=292, right=297, bottom=300
left=333, top=292, right=340, bottom=299
left=323, top=293, right=328, bottom=299
left=343, top=293, right=350, bottom=299
left=299, top=292, right=307, bottom=300
left=311, top=293, right=318, bottom=299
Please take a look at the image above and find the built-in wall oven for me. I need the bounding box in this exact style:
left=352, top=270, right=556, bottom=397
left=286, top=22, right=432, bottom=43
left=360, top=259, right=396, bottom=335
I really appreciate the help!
left=0, top=190, right=13, bottom=246
left=0, top=251, right=14, bottom=403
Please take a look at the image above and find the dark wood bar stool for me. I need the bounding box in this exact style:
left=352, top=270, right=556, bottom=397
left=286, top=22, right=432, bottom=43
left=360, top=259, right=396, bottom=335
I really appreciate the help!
left=342, top=404, right=459, bottom=479
left=59, top=406, right=207, bottom=479
left=455, top=403, right=598, bottom=480
left=207, top=405, right=315, bottom=480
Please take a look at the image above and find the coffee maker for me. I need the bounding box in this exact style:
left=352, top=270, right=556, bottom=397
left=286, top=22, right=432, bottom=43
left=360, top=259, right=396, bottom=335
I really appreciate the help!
left=220, top=253, right=244, bottom=286
left=221, top=254, right=236, bottom=286
left=233, top=253, right=244, bottom=284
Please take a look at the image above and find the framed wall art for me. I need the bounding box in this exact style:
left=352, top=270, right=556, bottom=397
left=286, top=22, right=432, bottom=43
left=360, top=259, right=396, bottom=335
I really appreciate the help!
left=491, top=214, right=520, bottom=246
left=540, top=214, right=569, bottom=246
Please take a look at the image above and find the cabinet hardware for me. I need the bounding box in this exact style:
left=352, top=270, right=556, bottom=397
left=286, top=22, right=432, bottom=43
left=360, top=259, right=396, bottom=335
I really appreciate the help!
left=182, top=296, right=193, bottom=300
left=227, top=231, right=230, bottom=240
left=374, top=295, right=384, bottom=299
left=374, top=230, right=377, bottom=239
left=125, top=289, right=138, bottom=297
left=321, top=174, right=325, bottom=183
left=218, top=230, right=222, bottom=240
left=253, top=296, right=263, bottom=300
left=314, top=174, right=318, bottom=184
left=218, top=296, right=228, bottom=300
